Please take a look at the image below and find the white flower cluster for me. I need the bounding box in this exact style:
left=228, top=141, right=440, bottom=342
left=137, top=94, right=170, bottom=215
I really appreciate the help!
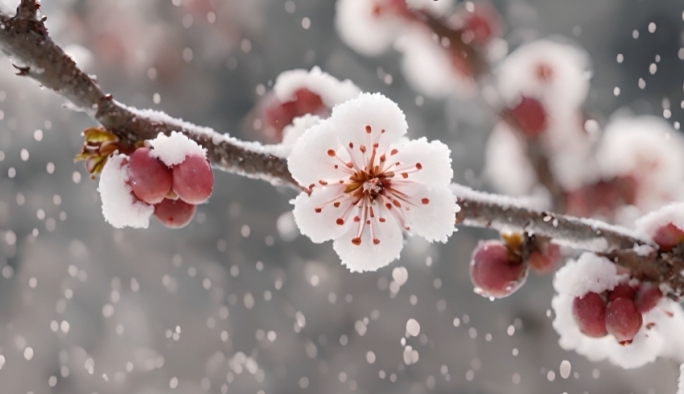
left=486, top=39, right=594, bottom=196
left=485, top=38, right=684, bottom=223
left=335, top=0, right=503, bottom=98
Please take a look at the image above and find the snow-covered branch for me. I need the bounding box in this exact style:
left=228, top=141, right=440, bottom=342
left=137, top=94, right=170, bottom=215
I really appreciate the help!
left=0, top=1, right=297, bottom=188
left=2, top=1, right=684, bottom=297
left=453, top=186, right=684, bottom=297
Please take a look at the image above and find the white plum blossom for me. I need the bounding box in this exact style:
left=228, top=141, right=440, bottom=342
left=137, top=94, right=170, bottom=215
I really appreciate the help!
left=335, top=0, right=407, bottom=56
left=394, top=29, right=477, bottom=98
left=596, top=115, right=684, bottom=212
left=288, top=93, right=456, bottom=272
left=281, top=114, right=323, bottom=148
left=497, top=39, right=592, bottom=110
left=335, top=0, right=453, bottom=57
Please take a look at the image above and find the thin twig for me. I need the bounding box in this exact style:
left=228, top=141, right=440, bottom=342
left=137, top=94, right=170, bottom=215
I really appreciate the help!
left=1, top=3, right=683, bottom=296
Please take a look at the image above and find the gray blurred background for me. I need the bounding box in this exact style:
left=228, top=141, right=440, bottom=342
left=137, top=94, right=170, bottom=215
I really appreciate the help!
left=0, top=0, right=682, bottom=393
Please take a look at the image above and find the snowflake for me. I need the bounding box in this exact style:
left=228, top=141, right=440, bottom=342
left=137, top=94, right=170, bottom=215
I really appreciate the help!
left=288, top=93, right=456, bottom=272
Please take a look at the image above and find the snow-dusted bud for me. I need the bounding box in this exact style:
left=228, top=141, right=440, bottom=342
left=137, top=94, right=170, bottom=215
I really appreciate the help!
left=288, top=93, right=457, bottom=272
left=552, top=253, right=684, bottom=369
left=259, top=67, right=361, bottom=142
left=99, top=132, right=211, bottom=229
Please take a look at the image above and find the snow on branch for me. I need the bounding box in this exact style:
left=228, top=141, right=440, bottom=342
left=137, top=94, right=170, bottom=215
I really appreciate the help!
left=0, top=2, right=297, bottom=188
left=453, top=185, right=684, bottom=297
left=2, top=2, right=684, bottom=297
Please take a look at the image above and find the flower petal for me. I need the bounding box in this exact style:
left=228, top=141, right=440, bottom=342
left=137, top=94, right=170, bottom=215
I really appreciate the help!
left=391, top=183, right=456, bottom=242
left=386, top=138, right=453, bottom=187
left=329, top=93, right=408, bottom=168
left=288, top=120, right=353, bottom=187
left=333, top=207, right=404, bottom=272
left=292, top=184, right=354, bottom=243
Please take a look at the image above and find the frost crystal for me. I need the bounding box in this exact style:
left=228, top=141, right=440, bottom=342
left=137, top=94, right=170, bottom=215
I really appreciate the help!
left=98, top=154, right=154, bottom=229
left=288, top=93, right=456, bottom=272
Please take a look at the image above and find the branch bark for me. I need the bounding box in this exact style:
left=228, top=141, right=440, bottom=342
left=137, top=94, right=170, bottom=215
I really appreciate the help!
left=1, top=3, right=683, bottom=297
left=0, top=2, right=297, bottom=188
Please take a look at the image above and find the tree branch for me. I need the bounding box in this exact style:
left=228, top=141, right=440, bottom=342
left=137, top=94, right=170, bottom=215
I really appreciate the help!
left=1, top=4, right=683, bottom=297
left=0, top=4, right=298, bottom=188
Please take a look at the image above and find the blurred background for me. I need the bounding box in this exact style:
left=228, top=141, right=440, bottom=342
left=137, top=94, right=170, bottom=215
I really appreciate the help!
left=0, top=0, right=682, bottom=393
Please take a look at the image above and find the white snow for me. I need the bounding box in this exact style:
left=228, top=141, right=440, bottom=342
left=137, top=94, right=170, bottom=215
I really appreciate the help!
left=553, top=252, right=626, bottom=298
left=148, top=131, right=207, bottom=167
left=98, top=154, right=153, bottom=229
left=273, top=67, right=361, bottom=109
left=596, top=115, right=684, bottom=212
left=552, top=252, right=684, bottom=369
left=281, top=114, right=323, bottom=149
left=451, top=183, right=548, bottom=211
left=635, top=203, right=684, bottom=239
left=123, top=104, right=292, bottom=185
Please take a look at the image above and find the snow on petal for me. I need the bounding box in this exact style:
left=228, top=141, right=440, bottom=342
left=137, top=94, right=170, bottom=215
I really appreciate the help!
left=553, top=253, right=626, bottom=298
left=388, top=138, right=453, bottom=187
left=148, top=131, right=207, bottom=166
left=282, top=115, right=323, bottom=148
left=287, top=116, right=356, bottom=187
left=335, top=0, right=405, bottom=56
left=333, top=211, right=404, bottom=272
left=331, top=92, right=407, bottom=163
left=98, top=154, right=153, bottom=229
left=395, top=183, right=456, bottom=242
left=274, top=67, right=361, bottom=109
left=292, top=184, right=354, bottom=243
left=288, top=93, right=454, bottom=271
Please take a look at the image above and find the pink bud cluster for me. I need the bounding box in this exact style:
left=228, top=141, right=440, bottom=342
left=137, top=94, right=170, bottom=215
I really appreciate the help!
left=572, top=283, right=662, bottom=345
left=127, top=147, right=214, bottom=228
